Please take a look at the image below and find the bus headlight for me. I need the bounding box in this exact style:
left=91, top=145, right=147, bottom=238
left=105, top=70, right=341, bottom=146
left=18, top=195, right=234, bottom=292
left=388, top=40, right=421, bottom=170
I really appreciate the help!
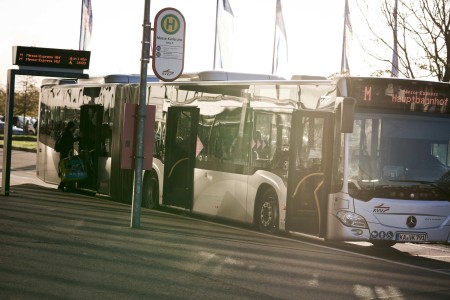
left=336, top=210, right=368, bottom=228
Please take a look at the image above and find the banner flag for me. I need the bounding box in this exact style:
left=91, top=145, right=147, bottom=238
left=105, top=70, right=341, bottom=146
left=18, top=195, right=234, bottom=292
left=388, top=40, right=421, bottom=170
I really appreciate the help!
left=272, top=0, right=288, bottom=75
left=340, top=0, right=352, bottom=74
left=391, top=0, right=399, bottom=77
left=214, top=0, right=234, bottom=69
left=79, top=0, right=93, bottom=51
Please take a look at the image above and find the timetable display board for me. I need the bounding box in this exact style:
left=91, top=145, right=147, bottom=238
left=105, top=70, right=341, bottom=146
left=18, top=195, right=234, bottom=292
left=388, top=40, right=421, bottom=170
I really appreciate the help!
left=13, top=46, right=90, bottom=70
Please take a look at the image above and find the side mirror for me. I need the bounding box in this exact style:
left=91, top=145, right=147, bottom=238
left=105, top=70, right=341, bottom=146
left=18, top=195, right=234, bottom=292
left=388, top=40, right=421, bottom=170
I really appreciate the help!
left=339, top=97, right=355, bottom=133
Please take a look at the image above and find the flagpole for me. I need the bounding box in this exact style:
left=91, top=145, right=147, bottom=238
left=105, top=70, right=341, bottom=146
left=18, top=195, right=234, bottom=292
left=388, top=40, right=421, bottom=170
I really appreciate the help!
left=391, top=0, right=399, bottom=77
left=341, top=0, right=351, bottom=75
left=78, top=0, right=84, bottom=50
left=340, top=0, right=348, bottom=73
left=271, top=0, right=278, bottom=74
left=213, top=0, right=219, bottom=70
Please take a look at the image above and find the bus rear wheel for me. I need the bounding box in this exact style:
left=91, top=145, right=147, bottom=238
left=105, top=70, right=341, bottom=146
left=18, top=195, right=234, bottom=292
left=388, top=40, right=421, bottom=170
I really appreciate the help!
left=142, top=171, right=159, bottom=209
left=255, top=189, right=279, bottom=234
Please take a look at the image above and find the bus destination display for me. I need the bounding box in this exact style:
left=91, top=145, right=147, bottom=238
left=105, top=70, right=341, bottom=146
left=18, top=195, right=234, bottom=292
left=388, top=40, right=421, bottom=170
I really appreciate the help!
left=13, top=46, right=90, bottom=70
left=348, top=77, right=450, bottom=113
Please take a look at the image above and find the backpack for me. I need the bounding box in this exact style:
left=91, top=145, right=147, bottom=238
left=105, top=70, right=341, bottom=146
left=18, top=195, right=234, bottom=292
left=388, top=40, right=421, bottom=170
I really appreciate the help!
left=54, top=133, right=63, bottom=152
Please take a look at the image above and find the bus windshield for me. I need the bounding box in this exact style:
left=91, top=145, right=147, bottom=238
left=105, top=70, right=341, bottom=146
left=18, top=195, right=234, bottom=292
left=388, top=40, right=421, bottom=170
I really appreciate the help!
left=348, top=112, right=450, bottom=198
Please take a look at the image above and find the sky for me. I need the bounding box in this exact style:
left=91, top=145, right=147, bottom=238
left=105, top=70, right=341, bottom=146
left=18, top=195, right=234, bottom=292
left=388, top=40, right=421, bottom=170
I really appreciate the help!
left=0, top=0, right=383, bottom=87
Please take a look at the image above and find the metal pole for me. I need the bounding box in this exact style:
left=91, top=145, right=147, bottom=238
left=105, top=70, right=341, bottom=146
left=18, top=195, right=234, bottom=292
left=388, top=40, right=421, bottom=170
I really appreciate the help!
left=78, top=0, right=84, bottom=50
left=1, top=69, right=15, bottom=196
left=271, top=0, right=278, bottom=74
left=213, top=0, right=219, bottom=70
left=131, top=0, right=152, bottom=228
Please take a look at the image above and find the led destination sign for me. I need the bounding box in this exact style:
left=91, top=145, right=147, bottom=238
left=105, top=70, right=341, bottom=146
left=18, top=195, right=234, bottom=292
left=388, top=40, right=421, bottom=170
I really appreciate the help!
left=13, top=46, right=90, bottom=70
left=347, top=77, right=450, bottom=113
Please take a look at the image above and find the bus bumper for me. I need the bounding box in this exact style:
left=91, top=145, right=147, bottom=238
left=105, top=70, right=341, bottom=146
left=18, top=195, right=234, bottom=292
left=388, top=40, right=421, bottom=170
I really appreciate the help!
left=327, top=213, right=450, bottom=244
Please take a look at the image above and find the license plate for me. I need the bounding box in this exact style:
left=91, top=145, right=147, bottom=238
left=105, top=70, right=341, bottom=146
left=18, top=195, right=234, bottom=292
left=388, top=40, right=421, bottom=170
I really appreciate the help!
left=396, top=233, right=427, bottom=242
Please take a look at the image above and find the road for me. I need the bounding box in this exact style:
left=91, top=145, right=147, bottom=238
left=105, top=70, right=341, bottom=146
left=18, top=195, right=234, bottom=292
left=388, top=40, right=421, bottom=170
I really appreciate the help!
left=3, top=148, right=448, bottom=267
left=1, top=148, right=450, bottom=299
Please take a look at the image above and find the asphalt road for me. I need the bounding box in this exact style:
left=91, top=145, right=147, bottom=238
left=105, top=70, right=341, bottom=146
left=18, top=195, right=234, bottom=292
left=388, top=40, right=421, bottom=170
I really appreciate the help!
left=1, top=149, right=450, bottom=299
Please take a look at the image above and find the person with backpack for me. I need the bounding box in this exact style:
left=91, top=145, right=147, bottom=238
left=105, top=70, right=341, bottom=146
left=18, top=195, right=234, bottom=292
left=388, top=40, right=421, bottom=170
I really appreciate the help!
left=56, top=121, right=80, bottom=191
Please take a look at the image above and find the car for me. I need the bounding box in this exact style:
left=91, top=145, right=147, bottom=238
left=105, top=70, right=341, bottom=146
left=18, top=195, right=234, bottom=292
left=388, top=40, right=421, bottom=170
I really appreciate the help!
left=0, top=120, right=24, bottom=135
left=12, top=125, right=24, bottom=135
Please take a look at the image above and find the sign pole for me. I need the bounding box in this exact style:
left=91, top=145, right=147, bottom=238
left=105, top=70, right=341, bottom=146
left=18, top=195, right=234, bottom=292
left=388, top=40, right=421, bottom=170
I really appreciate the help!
left=131, top=0, right=152, bottom=228
left=2, top=69, right=16, bottom=196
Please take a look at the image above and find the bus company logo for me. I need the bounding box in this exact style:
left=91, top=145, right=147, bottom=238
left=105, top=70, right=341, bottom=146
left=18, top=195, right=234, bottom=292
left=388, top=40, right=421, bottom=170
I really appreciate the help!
left=373, top=203, right=390, bottom=213
left=162, top=69, right=174, bottom=76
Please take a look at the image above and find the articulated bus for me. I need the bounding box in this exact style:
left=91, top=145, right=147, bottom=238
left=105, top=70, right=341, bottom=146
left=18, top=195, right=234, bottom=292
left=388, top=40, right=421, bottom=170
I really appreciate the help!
left=37, top=71, right=450, bottom=246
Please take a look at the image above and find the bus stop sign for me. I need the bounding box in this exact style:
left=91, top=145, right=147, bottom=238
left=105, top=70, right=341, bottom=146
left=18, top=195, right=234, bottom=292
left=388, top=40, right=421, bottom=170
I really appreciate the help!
left=152, top=8, right=186, bottom=82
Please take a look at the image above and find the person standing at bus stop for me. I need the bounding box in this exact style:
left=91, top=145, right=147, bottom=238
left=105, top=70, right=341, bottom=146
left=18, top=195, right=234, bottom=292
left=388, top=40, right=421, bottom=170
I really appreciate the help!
left=57, top=121, right=80, bottom=191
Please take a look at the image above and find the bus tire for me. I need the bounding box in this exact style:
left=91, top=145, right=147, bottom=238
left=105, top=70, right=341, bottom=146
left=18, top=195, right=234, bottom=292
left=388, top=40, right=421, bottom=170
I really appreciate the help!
left=255, top=188, right=279, bottom=234
left=142, top=171, right=159, bottom=209
left=371, top=240, right=396, bottom=247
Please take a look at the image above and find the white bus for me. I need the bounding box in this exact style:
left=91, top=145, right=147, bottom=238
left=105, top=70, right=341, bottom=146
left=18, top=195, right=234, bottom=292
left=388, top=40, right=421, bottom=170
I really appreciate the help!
left=36, top=72, right=450, bottom=246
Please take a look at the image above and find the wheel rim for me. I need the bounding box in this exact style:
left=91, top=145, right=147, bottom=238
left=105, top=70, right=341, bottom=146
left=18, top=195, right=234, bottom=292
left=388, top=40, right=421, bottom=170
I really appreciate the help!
left=260, top=201, right=274, bottom=228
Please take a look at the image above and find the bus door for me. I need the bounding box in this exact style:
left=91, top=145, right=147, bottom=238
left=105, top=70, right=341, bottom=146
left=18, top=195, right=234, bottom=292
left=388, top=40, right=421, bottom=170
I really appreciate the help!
left=286, top=110, right=334, bottom=237
left=78, top=104, right=103, bottom=191
left=163, top=106, right=199, bottom=209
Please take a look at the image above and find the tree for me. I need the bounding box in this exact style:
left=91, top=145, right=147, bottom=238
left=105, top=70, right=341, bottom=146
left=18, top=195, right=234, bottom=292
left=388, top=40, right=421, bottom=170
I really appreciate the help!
left=14, top=76, right=40, bottom=119
left=0, top=86, right=5, bottom=117
left=358, top=0, right=450, bottom=81
left=0, top=77, right=39, bottom=128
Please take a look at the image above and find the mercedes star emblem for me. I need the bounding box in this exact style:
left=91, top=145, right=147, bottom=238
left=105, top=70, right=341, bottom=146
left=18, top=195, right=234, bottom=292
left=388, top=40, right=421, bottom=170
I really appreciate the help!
left=406, top=216, right=417, bottom=228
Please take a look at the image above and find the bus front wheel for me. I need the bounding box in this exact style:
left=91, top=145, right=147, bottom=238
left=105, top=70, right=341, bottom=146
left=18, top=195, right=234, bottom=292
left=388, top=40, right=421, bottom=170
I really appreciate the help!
left=142, top=171, right=159, bottom=209
left=255, top=189, right=279, bottom=234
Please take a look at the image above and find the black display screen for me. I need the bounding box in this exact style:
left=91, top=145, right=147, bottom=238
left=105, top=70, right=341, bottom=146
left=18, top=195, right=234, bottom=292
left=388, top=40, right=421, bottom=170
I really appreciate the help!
left=13, top=46, right=90, bottom=70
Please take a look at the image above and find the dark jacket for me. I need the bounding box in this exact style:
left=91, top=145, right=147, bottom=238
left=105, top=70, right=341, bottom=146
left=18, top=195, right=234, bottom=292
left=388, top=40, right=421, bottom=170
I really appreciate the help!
left=59, top=130, right=79, bottom=159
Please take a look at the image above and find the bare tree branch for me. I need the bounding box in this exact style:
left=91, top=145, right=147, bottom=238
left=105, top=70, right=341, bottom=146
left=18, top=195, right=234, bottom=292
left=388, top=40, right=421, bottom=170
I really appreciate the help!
left=358, top=0, right=450, bottom=81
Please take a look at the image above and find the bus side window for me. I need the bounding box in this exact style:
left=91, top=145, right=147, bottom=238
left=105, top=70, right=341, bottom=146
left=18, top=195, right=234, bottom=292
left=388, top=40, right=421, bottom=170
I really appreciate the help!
left=252, top=130, right=269, bottom=160
left=223, top=134, right=234, bottom=160
left=300, top=117, right=324, bottom=172
left=100, top=123, right=112, bottom=157
left=253, top=113, right=273, bottom=164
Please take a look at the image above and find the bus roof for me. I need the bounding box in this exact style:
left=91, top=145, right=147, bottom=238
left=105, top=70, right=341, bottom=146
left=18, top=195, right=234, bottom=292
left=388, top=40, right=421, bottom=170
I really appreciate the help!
left=197, top=70, right=286, bottom=81
left=41, top=71, right=331, bottom=88
left=41, top=74, right=160, bottom=86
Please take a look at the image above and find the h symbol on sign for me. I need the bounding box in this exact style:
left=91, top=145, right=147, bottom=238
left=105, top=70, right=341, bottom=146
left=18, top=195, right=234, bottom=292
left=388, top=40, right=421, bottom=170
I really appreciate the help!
left=164, top=17, right=177, bottom=32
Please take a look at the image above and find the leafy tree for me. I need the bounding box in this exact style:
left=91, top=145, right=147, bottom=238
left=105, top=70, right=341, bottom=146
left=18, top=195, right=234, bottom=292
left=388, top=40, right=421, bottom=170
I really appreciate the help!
left=0, top=77, right=39, bottom=127
left=14, top=76, right=40, bottom=118
left=0, top=86, right=5, bottom=117
left=358, top=0, right=450, bottom=81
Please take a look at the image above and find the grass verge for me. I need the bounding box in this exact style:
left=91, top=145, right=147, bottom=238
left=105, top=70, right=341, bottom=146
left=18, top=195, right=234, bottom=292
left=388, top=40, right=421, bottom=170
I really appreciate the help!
left=0, top=134, right=37, bottom=151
